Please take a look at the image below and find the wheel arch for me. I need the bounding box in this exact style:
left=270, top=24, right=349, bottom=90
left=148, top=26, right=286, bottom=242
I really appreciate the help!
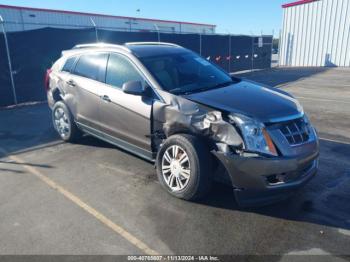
left=155, top=132, right=213, bottom=200
left=52, top=87, right=63, bottom=103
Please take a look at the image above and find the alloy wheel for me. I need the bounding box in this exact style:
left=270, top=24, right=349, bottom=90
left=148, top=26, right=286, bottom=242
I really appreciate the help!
left=54, top=107, right=70, bottom=138
left=161, top=145, right=191, bottom=191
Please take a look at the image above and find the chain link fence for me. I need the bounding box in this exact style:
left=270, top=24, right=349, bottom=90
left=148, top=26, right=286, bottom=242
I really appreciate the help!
left=0, top=19, right=273, bottom=107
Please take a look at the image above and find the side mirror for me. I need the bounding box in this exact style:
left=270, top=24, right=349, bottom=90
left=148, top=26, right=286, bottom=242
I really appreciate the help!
left=122, top=81, right=144, bottom=96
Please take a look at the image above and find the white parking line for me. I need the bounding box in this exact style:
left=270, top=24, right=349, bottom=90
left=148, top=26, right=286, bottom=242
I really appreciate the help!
left=296, top=96, right=350, bottom=104
left=319, top=137, right=350, bottom=145
left=0, top=148, right=159, bottom=256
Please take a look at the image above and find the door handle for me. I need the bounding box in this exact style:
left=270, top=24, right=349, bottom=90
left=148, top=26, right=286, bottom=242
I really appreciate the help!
left=101, top=95, right=111, bottom=102
left=67, top=80, right=76, bottom=87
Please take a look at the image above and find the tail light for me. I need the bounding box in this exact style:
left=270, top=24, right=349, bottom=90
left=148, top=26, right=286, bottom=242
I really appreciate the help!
left=44, top=68, right=52, bottom=92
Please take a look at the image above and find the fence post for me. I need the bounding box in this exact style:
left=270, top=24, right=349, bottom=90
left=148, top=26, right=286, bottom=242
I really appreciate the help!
left=90, top=17, right=99, bottom=42
left=199, top=31, right=202, bottom=56
left=228, top=34, right=231, bottom=72
left=153, top=24, right=160, bottom=42
left=251, top=33, right=254, bottom=72
left=271, top=30, right=274, bottom=68
left=278, top=29, right=282, bottom=67
left=0, top=15, right=17, bottom=105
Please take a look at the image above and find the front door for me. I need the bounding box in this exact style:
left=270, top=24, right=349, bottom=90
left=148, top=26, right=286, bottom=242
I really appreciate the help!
left=98, top=53, right=153, bottom=157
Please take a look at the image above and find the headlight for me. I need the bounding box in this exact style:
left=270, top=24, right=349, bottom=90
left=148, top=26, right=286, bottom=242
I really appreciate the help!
left=303, top=113, right=317, bottom=138
left=229, top=114, right=278, bottom=156
left=303, top=113, right=310, bottom=125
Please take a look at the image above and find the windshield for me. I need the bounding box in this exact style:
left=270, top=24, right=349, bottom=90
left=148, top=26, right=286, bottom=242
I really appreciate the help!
left=140, top=51, right=237, bottom=95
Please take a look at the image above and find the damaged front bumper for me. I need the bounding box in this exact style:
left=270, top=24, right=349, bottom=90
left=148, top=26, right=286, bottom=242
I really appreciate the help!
left=213, top=149, right=319, bottom=207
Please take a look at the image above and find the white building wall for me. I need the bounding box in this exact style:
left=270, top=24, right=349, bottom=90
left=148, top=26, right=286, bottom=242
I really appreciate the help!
left=280, top=0, right=350, bottom=67
left=0, top=6, right=215, bottom=34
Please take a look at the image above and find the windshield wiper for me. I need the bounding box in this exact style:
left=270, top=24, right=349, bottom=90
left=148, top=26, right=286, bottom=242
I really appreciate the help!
left=170, top=81, right=234, bottom=95
left=194, top=81, right=234, bottom=93
left=168, top=88, right=183, bottom=94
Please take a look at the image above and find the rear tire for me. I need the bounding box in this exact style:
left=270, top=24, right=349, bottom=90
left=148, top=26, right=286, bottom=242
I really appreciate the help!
left=52, top=101, right=82, bottom=142
left=156, top=134, right=212, bottom=200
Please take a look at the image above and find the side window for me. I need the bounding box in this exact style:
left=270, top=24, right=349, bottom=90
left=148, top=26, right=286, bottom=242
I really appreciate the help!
left=73, top=53, right=108, bottom=81
left=61, top=56, right=76, bottom=72
left=106, top=53, right=143, bottom=88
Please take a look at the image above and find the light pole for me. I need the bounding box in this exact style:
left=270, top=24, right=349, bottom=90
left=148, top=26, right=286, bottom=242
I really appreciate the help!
left=136, top=8, right=140, bottom=17
left=0, top=15, right=17, bottom=105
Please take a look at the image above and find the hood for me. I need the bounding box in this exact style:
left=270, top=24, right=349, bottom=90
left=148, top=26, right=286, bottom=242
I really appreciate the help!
left=183, top=80, right=303, bottom=123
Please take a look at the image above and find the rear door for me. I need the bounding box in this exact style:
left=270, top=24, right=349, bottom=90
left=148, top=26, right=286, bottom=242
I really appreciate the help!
left=98, top=53, right=154, bottom=156
left=70, top=53, right=108, bottom=130
left=49, top=56, right=77, bottom=108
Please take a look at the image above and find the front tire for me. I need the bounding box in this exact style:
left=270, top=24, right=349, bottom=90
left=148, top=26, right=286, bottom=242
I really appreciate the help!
left=156, top=134, right=212, bottom=200
left=52, top=101, right=82, bottom=142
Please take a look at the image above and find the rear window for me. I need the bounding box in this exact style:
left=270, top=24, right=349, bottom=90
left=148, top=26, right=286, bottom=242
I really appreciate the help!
left=62, top=57, right=76, bottom=72
left=73, top=53, right=108, bottom=81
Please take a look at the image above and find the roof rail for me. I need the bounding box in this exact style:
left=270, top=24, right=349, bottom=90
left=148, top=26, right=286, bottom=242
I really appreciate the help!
left=125, top=42, right=181, bottom=47
left=72, top=43, right=131, bottom=52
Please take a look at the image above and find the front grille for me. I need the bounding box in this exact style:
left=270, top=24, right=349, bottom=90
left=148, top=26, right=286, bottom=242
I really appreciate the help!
left=279, top=118, right=310, bottom=145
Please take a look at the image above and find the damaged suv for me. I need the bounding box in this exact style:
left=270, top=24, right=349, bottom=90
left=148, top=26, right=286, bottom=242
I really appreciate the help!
left=46, top=42, right=319, bottom=206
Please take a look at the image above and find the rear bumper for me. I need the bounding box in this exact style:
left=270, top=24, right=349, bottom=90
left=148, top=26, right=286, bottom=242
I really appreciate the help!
left=47, top=91, right=55, bottom=109
left=213, top=149, right=319, bottom=207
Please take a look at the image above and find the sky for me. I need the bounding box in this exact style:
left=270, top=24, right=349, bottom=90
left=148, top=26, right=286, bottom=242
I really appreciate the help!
left=0, top=0, right=288, bottom=36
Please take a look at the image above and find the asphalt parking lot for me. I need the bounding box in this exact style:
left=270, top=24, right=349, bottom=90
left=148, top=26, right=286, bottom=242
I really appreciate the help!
left=0, top=67, right=350, bottom=258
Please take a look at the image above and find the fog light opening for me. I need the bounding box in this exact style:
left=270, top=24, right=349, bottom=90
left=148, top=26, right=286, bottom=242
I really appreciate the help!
left=266, top=174, right=286, bottom=185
